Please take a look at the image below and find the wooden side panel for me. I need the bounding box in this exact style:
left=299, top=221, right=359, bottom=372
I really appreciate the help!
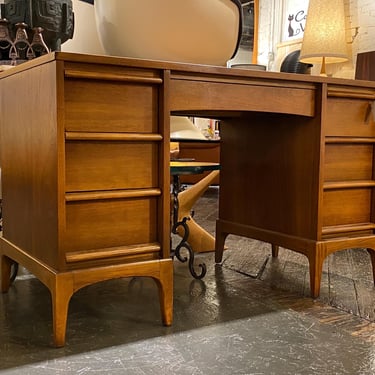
left=0, top=62, right=60, bottom=268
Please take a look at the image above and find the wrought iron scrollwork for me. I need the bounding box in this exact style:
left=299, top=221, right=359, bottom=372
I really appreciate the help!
left=172, top=216, right=207, bottom=279
left=171, top=175, right=207, bottom=280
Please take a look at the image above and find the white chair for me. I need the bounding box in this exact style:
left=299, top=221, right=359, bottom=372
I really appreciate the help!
left=93, top=0, right=242, bottom=66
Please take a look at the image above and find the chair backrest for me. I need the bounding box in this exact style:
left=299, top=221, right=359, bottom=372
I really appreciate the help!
left=93, top=0, right=242, bottom=66
left=280, top=50, right=312, bottom=74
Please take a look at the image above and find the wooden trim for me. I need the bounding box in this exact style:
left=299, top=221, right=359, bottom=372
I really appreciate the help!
left=65, top=243, right=161, bottom=263
left=64, top=69, right=163, bottom=84
left=325, top=137, right=375, bottom=144
left=322, top=222, right=375, bottom=235
left=324, top=180, right=375, bottom=190
left=65, top=132, right=163, bottom=142
left=65, top=188, right=162, bottom=202
left=328, top=87, right=375, bottom=99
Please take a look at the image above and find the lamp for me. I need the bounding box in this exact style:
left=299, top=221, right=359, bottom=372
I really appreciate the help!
left=299, top=0, right=348, bottom=76
left=170, top=116, right=207, bottom=141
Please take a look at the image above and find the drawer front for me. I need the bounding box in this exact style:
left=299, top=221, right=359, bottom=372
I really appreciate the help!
left=324, top=144, right=373, bottom=181
left=66, top=141, right=159, bottom=191
left=170, top=79, right=315, bottom=117
left=64, top=197, right=158, bottom=253
left=322, top=189, right=371, bottom=227
left=326, top=97, right=375, bottom=137
left=64, top=80, right=159, bottom=133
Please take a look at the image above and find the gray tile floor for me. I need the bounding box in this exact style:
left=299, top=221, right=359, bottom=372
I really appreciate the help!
left=1, top=188, right=375, bottom=374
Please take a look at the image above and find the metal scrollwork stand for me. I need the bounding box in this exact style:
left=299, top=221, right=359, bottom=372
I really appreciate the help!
left=171, top=175, right=207, bottom=279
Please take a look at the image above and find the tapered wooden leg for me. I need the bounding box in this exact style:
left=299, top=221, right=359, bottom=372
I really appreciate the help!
left=154, top=259, right=173, bottom=326
left=215, top=221, right=228, bottom=263
left=0, top=254, right=12, bottom=293
left=367, top=248, right=375, bottom=285
left=308, top=249, right=325, bottom=298
left=50, top=274, right=74, bottom=348
left=271, top=244, right=279, bottom=258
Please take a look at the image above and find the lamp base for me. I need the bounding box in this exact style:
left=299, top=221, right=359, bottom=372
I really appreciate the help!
left=319, top=57, right=327, bottom=77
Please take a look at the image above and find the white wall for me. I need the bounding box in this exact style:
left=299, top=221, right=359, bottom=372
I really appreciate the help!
left=62, top=0, right=104, bottom=55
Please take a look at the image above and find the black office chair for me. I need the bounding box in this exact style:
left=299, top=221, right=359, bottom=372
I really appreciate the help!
left=280, top=50, right=313, bottom=74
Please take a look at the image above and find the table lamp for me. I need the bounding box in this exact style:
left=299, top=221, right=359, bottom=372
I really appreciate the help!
left=299, top=0, right=348, bottom=76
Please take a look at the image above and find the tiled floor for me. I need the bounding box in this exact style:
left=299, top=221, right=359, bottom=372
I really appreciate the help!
left=1, top=187, right=375, bottom=374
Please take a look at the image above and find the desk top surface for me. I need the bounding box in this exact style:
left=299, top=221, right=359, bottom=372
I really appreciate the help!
left=1, top=52, right=375, bottom=91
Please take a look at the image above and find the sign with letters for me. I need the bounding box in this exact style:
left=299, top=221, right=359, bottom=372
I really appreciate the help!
left=282, top=0, right=309, bottom=41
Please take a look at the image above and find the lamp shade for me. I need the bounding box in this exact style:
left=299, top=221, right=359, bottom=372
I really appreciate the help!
left=170, top=116, right=207, bottom=141
left=300, top=0, right=348, bottom=65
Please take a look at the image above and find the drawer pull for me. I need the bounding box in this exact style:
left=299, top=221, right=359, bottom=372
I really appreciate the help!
left=365, top=101, right=375, bottom=124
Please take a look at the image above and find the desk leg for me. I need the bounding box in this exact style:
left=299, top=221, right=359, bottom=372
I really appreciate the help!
left=367, top=248, right=375, bottom=285
left=0, top=254, right=12, bottom=292
left=51, top=274, right=74, bottom=348
left=215, top=220, right=228, bottom=263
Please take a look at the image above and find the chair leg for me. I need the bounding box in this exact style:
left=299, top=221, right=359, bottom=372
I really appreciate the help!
left=176, top=170, right=219, bottom=253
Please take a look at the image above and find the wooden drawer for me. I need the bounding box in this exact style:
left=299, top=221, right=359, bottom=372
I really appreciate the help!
left=66, top=141, right=159, bottom=191
left=64, top=79, right=159, bottom=133
left=64, top=197, right=158, bottom=254
left=322, top=188, right=371, bottom=227
left=324, top=143, right=374, bottom=181
left=326, top=97, right=375, bottom=137
left=170, top=79, right=315, bottom=117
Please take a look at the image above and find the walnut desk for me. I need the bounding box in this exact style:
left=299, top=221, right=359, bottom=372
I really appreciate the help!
left=1, top=52, right=375, bottom=346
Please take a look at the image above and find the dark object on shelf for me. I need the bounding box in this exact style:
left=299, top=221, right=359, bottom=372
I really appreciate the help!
left=355, top=51, right=375, bottom=81
left=280, top=49, right=313, bottom=74
left=1, top=0, right=74, bottom=52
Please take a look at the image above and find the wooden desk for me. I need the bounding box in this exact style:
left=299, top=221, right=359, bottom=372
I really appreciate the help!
left=1, top=52, right=375, bottom=345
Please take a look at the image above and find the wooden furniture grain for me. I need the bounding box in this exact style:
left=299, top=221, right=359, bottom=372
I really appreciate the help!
left=1, top=52, right=375, bottom=346
left=0, top=53, right=173, bottom=347
left=355, top=51, right=375, bottom=81
left=214, top=81, right=375, bottom=299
